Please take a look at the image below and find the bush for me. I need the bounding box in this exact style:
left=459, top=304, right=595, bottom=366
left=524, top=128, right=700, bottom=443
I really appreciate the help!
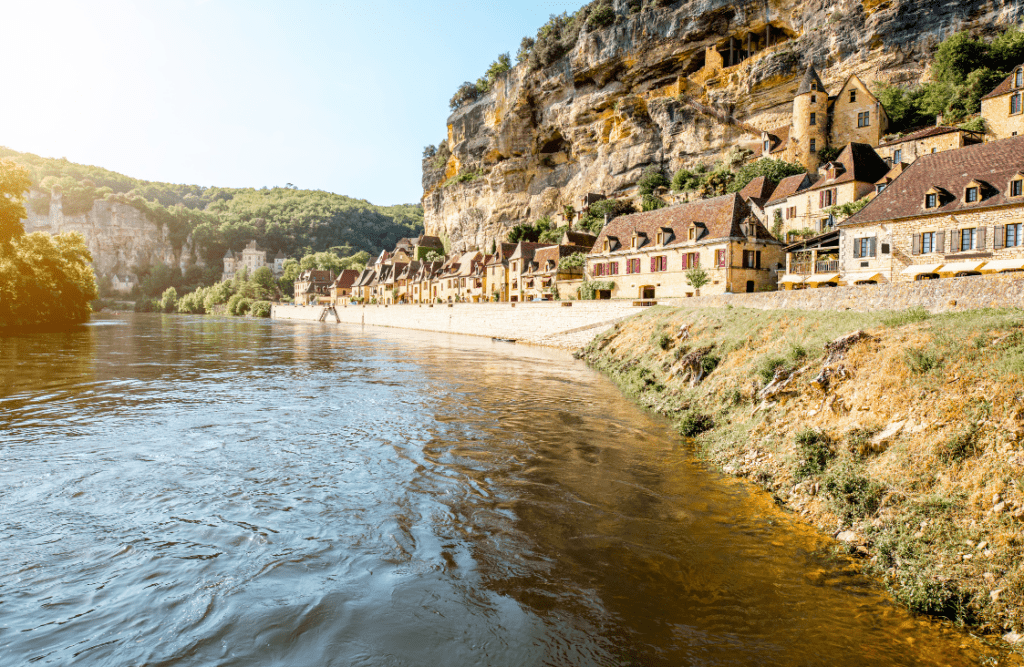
left=641, top=194, right=667, bottom=211
left=823, top=460, right=884, bottom=522
left=449, top=82, right=481, bottom=110
left=637, top=166, right=670, bottom=195
left=755, top=355, right=790, bottom=384
left=558, top=252, right=586, bottom=270
left=936, top=424, right=982, bottom=464
left=655, top=332, right=672, bottom=350
left=160, top=287, right=178, bottom=313
left=671, top=168, right=701, bottom=192
left=793, top=428, right=834, bottom=479
left=728, top=158, right=805, bottom=194
left=587, top=4, right=615, bottom=28
left=250, top=300, right=272, bottom=318
left=903, top=347, right=941, bottom=374
left=678, top=410, right=714, bottom=437
left=580, top=198, right=634, bottom=234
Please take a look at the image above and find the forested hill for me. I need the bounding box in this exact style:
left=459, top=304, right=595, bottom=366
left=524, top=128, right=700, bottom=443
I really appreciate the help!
left=1, top=147, right=423, bottom=267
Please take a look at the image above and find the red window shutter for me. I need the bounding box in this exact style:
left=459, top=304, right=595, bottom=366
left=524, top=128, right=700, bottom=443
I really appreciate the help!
left=819, top=191, right=824, bottom=208
left=651, top=257, right=656, bottom=272
left=694, top=253, right=700, bottom=266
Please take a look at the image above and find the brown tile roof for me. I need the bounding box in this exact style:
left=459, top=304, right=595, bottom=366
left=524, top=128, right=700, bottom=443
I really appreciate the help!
left=333, top=269, right=361, bottom=288
left=416, top=234, right=444, bottom=249
left=875, top=162, right=908, bottom=186
left=843, top=135, right=1024, bottom=226
left=561, top=229, right=597, bottom=249
left=766, top=173, right=816, bottom=205
left=878, top=125, right=968, bottom=147
left=738, top=176, right=777, bottom=203
left=762, top=126, right=790, bottom=156
left=807, top=143, right=889, bottom=191
left=298, top=269, right=334, bottom=284
left=590, top=193, right=778, bottom=254
left=508, top=242, right=556, bottom=262
left=982, top=69, right=1020, bottom=100
left=532, top=244, right=590, bottom=270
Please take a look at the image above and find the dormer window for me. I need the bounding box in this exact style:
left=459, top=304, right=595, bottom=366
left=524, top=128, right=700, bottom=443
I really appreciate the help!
left=1016, top=68, right=1024, bottom=89
left=876, top=183, right=887, bottom=194
left=925, top=193, right=937, bottom=209
left=811, top=82, right=818, bottom=92
left=1011, top=179, right=1023, bottom=197
left=688, top=227, right=696, bottom=241
left=966, top=186, right=979, bottom=203
left=764, top=139, right=770, bottom=153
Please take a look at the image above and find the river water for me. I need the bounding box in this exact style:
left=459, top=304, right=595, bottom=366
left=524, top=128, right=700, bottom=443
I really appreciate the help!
left=0, top=313, right=1008, bottom=666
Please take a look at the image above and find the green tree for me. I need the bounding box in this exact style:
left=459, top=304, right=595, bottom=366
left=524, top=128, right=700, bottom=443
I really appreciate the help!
left=684, top=266, right=711, bottom=296
left=637, top=166, right=670, bottom=195
left=641, top=194, right=667, bottom=211
left=0, top=159, right=31, bottom=245
left=728, top=158, right=806, bottom=193
left=251, top=266, right=275, bottom=292
left=160, top=287, right=178, bottom=313
left=0, top=232, right=98, bottom=329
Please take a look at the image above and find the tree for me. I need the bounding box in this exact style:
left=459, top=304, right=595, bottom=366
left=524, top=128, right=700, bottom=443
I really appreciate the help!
left=728, top=158, right=806, bottom=193
left=160, top=287, right=178, bottom=313
left=685, top=266, right=711, bottom=296
left=0, top=231, right=98, bottom=329
left=0, top=159, right=31, bottom=245
left=641, top=194, right=667, bottom=211
left=251, top=266, right=276, bottom=297
left=425, top=250, right=443, bottom=263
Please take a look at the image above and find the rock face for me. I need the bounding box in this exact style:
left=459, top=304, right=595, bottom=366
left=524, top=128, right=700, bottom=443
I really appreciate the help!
left=423, top=0, right=1023, bottom=252
left=22, top=192, right=190, bottom=276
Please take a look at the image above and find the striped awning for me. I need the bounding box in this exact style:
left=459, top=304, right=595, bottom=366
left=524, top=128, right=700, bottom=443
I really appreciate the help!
left=900, top=264, right=944, bottom=277
left=981, top=258, right=1024, bottom=272
left=939, top=261, right=986, bottom=274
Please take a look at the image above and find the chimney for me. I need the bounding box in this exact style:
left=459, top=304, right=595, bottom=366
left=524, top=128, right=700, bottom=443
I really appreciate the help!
left=936, top=114, right=944, bottom=127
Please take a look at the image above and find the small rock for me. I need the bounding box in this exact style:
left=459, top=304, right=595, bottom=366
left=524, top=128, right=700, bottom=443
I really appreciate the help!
left=1004, top=631, right=1023, bottom=644
left=992, top=501, right=1007, bottom=514
left=962, top=554, right=973, bottom=561
left=966, top=540, right=976, bottom=547
left=991, top=589, right=1003, bottom=603
left=837, top=530, right=859, bottom=543
left=984, top=549, right=994, bottom=557
left=994, top=493, right=1003, bottom=505
left=913, top=531, right=924, bottom=539
left=977, top=541, right=989, bottom=551
left=984, top=572, right=996, bottom=583
left=871, top=420, right=907, bottom=450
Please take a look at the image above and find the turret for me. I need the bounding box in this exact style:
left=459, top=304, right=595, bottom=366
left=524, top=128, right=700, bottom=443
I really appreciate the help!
left=791, top=66, right=830, bottom=172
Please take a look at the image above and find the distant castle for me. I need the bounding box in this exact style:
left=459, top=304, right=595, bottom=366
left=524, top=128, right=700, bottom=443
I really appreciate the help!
left=222, top=241, right=286, bottom=281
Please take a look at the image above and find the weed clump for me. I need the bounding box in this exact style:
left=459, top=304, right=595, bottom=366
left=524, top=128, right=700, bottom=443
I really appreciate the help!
left=883, top=306, right=931, bottom=328
left=793, top=428, right=834, bottom=479
left=936, top=424, right=983, bottom=464
left=755, top=356, right=790, bottom=384
left=678, top=410, right=714, bottom=437
left=903, top=347, right=941, bottom=373
left=655, top=332, right=673, bottom=350
left=823, top=459, right=885, bottom=522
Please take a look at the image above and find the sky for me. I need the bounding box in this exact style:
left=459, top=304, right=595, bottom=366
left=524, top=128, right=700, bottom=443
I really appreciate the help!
left=1, top=1, right=584, bottom=206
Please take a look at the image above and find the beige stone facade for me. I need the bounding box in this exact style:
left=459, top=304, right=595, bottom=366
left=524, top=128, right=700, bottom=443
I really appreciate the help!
left=830, top=76, right=888, bottom=149
left=875, top=127, right=983, bottom=166
left=981, top=66, right=1024, bottom=141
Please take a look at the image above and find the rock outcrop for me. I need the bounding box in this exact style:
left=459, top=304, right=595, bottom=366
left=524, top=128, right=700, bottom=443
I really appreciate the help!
left=22, top=191, right=190, bottom=276
left=423, top=0, right=1023, bottom=252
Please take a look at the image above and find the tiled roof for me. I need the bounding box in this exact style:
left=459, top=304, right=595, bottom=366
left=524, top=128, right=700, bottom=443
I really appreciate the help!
left=298, top=269, right=334, bottom=283
left=416, top=234, right=444, bottom=249
left=843, top=135, right=1024, bottom=226
left=485, top=243, right=518, bottom=264
left=796, top=66, right=826, bottom=95
left=532, top=244, right=590, bottom=269
left=876, top=162, right=908, bottom=185
left=739, top=176, right=777, bottom=203
left=982, top=69, right=1021, bottom=100
left=333, top=269, right=361, bottom=288
left=590, top=193, right=777, bottom=254
left=561, top=230, right=597, bottom=249
left=766, top=173, right=816, bottom=206
left=878, top=125, right=969, bottom=147
left=764, top=125, right=790, bottom=156
left=223, top=249, right=234, bottom=259
left=508, top=242, right=555, bottom=262
left=808, top=143, right=890, bottom=191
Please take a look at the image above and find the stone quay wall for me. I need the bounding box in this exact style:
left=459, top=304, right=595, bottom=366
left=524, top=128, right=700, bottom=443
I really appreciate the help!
left=270, top=301, right=650, bottom=348
left=671, top=273, right=1024, bottom=313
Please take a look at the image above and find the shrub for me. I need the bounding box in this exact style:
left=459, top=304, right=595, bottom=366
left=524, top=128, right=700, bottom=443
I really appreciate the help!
left=793, top=428, right=834, bottom=479
left=728, top=158, right=805, bottom=194
left=701, top=354, right=720, bottom=376
left=637, top=166, right=670, bottom=195
left=755, top=355, right=790, bottom=384
left=587, top=4, right=615, bottom=28
left=641, top=194, right=667, bottom=211
left=449, top=82, right=481, bottom=110
left=903, top=347, right=941, bottom=374
left=250, top=300, right=272, bottom=318
left=671, top=168, right=701, bottom=192
left=823, top=460, right=884, bottom=522
left=558, top=252, right=586, bottom=271
left=655, top=332, right=672, bottom=350
left=936, top=424, right=982, bottom=464
left=959, top=117, right=986, bottom=133
left=678, top=410, right=714, bottom=437
left=580, top=198, right=634, bottom=234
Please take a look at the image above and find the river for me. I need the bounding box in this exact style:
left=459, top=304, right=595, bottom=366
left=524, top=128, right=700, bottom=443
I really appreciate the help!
left=0, top=313, right=1008, bottom=665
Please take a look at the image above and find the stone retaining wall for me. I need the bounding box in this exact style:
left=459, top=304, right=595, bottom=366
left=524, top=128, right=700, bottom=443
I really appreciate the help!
left=270, top=301, right=649, bottom=347
left=668, top=273, right=1024, bottom=313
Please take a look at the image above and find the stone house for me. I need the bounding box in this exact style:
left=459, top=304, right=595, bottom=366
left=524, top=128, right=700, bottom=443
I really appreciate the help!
left=586, top=193, right=784, bottom=299
left=110, top=273, right=138, bottom=294
left=522, top=244, right=590, bottom=300
left=981, top=65, right=1024, bottom=141
left=294, top=269, right=335, bottom=305
left=779, top=230, right=843, bottom=289
left=330, top=269, right=361, bottom=305
left=507, top=242, right=556, bottom=302
left=874, top=126, right=983, bottom=166
left=351, top=267, right=377, bottom=303
left=840, top=135, right=1024, bottom=284
left=484, top=243, right=518, bottom=302
left=737, top=176, right=778, bottom=224
left=763, top=173, right=819, bottom=241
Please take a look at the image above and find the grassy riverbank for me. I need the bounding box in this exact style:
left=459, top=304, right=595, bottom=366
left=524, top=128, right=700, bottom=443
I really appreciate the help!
left=577, top=305, right=1024, bottom=643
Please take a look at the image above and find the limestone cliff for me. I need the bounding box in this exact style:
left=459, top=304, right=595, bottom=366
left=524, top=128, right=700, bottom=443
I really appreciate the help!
left=423, top=0, right=1023, bottom=252
left=22, top=191, right=190, bottom=277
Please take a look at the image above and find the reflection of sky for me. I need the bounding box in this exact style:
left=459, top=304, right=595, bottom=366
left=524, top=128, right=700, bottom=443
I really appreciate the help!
left=0, top=314, right=998, bottom=666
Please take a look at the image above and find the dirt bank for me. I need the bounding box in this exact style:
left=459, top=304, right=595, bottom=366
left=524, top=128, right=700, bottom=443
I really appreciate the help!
left=576, top=305, right=1024, bottom=647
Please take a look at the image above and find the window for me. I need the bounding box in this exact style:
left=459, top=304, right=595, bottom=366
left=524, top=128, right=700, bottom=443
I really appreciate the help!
left=857, top=111, right=870, bottom=127
left=683, top=252, right=700, bottom=269
left=716, top=249, right=726, bottom=267
left=811, top=95, right=817, bottom=104
left=1007, top=224, right=1023, bottom=248
left=893, top=149, right=902, bottom=163
left=609, top=262, right=619, bottom=275
left=961, top=228, right=977, bottom=251
left=819, top=188, right=837, bottom=208
left=811, top=81, right=817, bottom=92
left=650, top=256, right=667, bottom=272
left=855, top=238, right=876, bottom=258
left=742, top=250, right=762, bottom=269
left=876, top=183, right=887, bottom=194
left=1017, top=68, right=1024, bottom=89
left=786, top=206, right=797, bottom=219
left=810, top=139, right=817, bottom=153
left=809, top=112, right=817, bottom=126
left=688, top=227, right=696, bottom=240
left=764, top=139, right=770, bottom=153
left=850, top=89, right=857, bottom=103
left=925, top=193, right=937, bottom=208
left=1013, top=93, right=1022, bottom=115
left=921, top=232, right=935, bottom=254
left=965, top=187, right=979, bottom=203
left=1012, top=179, right=1023, bottom=197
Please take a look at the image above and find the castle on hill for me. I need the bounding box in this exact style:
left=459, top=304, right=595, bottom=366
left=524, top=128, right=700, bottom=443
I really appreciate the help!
left=222, top=241, right=286, bottom=281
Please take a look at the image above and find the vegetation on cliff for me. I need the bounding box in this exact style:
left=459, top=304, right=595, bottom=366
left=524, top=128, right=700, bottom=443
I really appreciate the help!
left=0, top=147, right=423, bottom=270
left=0, top=160, right=97, bottom=330
left=578, top=306, right=1024, bottom=638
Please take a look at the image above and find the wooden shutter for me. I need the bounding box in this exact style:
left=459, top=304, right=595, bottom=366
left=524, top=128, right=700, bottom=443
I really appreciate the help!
left=936, top=230, right=945, bottom=254
left=756, top=251, right=762, bottom=269
left=978, top=226, right=987, bottom=249
left=950, top=230, right=960, bottom=253
left=853, top=239, right=861, bottom=258
left=832, top=189, right=838, bottom=207
left=912, top=234, right=921, bottom=255
left=869, top=237, right=877, bottom=257
left=694, top=252, right=700, bottom=266
left=995, top=225, right=1005, bottom=250
left=650, top=257, right=656, bottom=272
left=819, top=191, right=824, bottom=208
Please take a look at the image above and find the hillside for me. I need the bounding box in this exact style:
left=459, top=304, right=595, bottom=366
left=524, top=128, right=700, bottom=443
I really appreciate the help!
left=2, top=147, right=424, bottom=274
left=422, top=0, right=1022, bottom=252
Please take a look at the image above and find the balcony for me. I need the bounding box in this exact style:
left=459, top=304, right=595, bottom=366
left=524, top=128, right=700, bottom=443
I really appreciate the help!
left=815, top=259, right=839, bottom=273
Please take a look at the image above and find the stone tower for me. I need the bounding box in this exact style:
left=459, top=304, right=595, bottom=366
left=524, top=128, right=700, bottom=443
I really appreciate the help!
left=791, top=66, right=829, bottom=172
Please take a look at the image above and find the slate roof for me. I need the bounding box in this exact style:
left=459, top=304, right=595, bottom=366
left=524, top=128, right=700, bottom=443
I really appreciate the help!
left=763, top=126, right=790, bottom=156
left=843, top=135, right=1024, bottom=226
left=982, top=68, right=1022, bottom=100
left=591, top=193, right=778, bottom=254
left=766, top=173, right=817, bottom=206
left=878, top=126, right=971, bottom=147
left=807, top=143, right=890, bottom=191
left=561, top=230, right=597, bottom=249
left=275, top=251, right=287, bottom=259
left=796, top=66, right=826, bottom=96
left=224, top=249, right=235, bottom=259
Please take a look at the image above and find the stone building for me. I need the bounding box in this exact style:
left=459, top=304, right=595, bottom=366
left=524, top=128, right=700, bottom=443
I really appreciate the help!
left=586, top=194, right=784, bottom=299
left=293, top=269, right=335, bottom=305
left=840, top=135, right=1024, bottom=284
left=874, top=126, right=983, bottom=166
left=222, top=241, right=286, bottom=281
left=484, top=243, right=518, bottom=302
left=330, top=270, right=361, bottom=305
left=523, top=244, right=590, bottom=301
left=981, top=65, right=1024, bottom=141
left=763, top=173, right=819, bottom=241
left=762, top=67, right=889, bottom=172
left=507, top=243, right=556, bottom=303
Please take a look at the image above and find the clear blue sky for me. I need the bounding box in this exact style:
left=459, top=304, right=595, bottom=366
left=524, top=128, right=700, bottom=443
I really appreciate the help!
left=1, top=0, right=582, bottom=206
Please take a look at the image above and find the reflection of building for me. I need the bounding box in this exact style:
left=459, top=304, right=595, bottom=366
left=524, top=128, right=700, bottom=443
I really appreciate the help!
left=222, top=241, right=287, bottom=281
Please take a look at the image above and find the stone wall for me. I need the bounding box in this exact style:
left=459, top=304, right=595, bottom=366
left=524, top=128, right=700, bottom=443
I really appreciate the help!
left=271, top=301, right=650, bottom=347
left=672, top=272, right=1024, bottom=313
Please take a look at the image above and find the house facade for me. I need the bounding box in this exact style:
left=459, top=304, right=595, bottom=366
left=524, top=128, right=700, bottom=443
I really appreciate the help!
left=874, top=126, right=984, bottom=166
left=294, top=269, right=335, bottom=305
left=981, top=65, right=1024, bottom=141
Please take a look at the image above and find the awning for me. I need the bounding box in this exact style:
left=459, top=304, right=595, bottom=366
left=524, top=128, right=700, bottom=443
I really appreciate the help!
left=901, top=264, right=944, bottom=277
left=939, top=261, right=986, bottom=274
left=844, top=272, right=884, bottom=284
left=779, top=274, right=806, bottom=284
left=981, top=258, right=1024, bottom=272
left=805, top=273, right=840, bottom=284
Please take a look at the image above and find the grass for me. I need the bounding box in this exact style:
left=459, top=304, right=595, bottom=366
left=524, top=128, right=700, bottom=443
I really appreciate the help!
left=793, top=428, right=834, bottom=479
left=882, top=306, right=931, bottom=328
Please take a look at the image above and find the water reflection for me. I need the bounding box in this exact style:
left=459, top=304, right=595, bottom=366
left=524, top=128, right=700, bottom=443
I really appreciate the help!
left=0, top=314, right=1012, bottom=666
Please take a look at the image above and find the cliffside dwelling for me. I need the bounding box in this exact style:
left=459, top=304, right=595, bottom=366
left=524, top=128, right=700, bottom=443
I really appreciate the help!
left=981, top=65, right=1024, bottom=141
left=222, top=241, right=287, bottom=282
left=586, top=194, right=784, bottom=300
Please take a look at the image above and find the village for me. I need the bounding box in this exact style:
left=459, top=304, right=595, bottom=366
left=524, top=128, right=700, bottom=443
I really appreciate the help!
left=277, top=64, right=1024, bottom=310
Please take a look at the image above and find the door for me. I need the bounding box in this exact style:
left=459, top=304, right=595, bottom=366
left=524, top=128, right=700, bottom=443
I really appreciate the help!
left=746, top=281, right=755, bottom=293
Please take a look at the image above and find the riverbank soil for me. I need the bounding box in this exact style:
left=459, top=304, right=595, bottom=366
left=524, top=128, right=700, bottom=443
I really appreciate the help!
left=577, top=305, right=1024, bottom=647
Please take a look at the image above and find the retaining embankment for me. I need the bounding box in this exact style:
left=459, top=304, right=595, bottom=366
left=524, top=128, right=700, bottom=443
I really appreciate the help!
left=270, top=302, right=650, bottom=348
left=670, top=273, right=1024, bottom=313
